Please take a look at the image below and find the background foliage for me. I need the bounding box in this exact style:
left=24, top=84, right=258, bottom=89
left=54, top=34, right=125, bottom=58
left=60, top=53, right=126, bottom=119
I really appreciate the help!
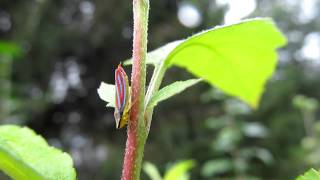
left=0, top=0, right=320, bottom=179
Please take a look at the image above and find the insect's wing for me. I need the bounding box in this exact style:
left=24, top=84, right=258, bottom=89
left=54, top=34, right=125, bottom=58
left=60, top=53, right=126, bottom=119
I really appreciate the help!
left=118, top=68, right=131, bottom=129
left=115, top=67, right=126, bottom=111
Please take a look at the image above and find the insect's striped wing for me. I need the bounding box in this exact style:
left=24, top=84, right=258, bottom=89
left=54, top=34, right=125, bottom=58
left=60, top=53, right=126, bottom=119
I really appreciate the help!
left=115, top=65, right=127, bottom=111
left=114, top=64, right=130, bottom=128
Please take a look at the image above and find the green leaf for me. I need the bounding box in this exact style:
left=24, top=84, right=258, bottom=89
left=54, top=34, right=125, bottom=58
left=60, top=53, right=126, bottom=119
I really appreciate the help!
left=164, top=160, right=196, bottom=180
left=166, top=18, right=286, bottom=108
left=0, top=41, right=21, bottom=58
left=293, top=95, right=319, bottom=112
left=125, top=18, right=286, bottom=108
left=296, top=169, right=320, bottom=180
left=0, top=125, right=76, bottom=180
left=97, top=82, right=115, bottom=108
left=214, top=126, right=242, bottom=152
left=147, top=79, right=201, bottom=109
left=123, top=41, right=183, bottom=66
left=143, top=162, right=162, bottom=180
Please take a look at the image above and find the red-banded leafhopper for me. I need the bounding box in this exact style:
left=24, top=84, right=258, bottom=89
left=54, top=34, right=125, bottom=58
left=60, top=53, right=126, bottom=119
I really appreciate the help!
left=114, top=64, right=131, bottom=128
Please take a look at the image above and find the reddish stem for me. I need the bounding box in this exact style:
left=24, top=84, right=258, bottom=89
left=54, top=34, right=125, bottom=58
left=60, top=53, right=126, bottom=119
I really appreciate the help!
left=121, top=0, right=148, bottom=179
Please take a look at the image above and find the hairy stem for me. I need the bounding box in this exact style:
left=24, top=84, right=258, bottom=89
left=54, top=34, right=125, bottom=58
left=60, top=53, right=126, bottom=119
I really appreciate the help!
left=121, top=0, right=149, bottom=180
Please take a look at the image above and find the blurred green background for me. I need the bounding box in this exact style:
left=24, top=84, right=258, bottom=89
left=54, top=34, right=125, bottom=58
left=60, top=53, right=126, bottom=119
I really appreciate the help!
left=1, top=0, right=320, bottom=179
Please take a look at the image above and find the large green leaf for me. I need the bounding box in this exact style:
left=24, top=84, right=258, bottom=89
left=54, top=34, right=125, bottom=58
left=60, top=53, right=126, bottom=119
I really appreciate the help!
left=0, top=125, right=76, bottom=180
left=165, top=18, right=286, bottom=107
left=125, top=18, right=286, bottom=108
left=147, top=79, right=201, bottom=110
left=296, top=169, right=320, bottom=180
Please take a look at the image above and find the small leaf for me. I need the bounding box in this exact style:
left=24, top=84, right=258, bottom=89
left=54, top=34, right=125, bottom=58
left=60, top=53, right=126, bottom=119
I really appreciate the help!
left=296, top=169, right=320, bottom=180
left=201, top=159, right=233, bottom=177
left=214, top=126, right=242, bottom=152
left=143, top=162, right=162, bottom=180
left=147, top=79, right=201, bottom=109
left=243, top=122, right=268, bottom=138
left=164, top=160, right=196, bottom=180
left=293, top=95, right=319, bottom=112
left=240, top=147, right=273, bottom=165
left=0, top=125, right=76, bottom=180
left=123, top=40, right=183, bottom=66
left=97, top=82, right=115, bottom=108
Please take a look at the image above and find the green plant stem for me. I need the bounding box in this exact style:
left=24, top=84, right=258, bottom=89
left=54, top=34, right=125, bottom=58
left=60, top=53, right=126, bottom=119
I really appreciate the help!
left=121, top=0, right=149, bottom=180
left=144, top=62, right=166, bottom=130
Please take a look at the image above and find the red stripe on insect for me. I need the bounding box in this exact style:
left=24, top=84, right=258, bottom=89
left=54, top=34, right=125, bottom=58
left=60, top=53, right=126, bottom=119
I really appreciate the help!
left=115, top=64, right=128, bottom=111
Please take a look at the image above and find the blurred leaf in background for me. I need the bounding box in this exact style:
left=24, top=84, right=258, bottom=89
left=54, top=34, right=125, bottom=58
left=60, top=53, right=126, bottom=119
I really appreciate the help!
left=0, top=41, right=21, bottom=58
left=144, top=160, right=196, bottom=180
left=201, top=99, right=273, bottom=179
left=201, top=158, right=232, bottom=177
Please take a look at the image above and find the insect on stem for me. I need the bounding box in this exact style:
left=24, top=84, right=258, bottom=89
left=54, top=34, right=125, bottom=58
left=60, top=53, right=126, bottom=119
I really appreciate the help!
left=114, top=64, right=131, bottom=129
